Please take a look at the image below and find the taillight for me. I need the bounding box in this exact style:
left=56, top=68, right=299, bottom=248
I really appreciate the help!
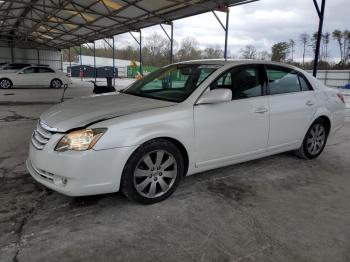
left=337, top=93, right=345, bottom=104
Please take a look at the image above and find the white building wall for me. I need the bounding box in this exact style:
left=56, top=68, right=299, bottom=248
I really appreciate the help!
left=0, top=46, right=62, bottom=70
left=307, top=70, right=350, bottom=88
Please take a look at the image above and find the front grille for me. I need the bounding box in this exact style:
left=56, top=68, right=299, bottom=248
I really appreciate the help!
left=31, top=121, right=53, bottom=150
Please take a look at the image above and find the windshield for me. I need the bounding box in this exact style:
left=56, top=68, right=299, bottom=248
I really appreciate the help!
left=123, top=64, right=219, bottom=102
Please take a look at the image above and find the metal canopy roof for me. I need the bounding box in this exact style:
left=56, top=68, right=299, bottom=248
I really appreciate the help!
left=0, top=0, right=256, bottom=49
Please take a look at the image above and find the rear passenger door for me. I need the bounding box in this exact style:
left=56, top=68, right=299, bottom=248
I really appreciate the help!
left=38, top=67, right=55, bottom=86
left=266, top=66, right=317, bottom=149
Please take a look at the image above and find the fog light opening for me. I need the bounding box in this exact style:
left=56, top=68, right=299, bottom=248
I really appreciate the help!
left=53, top=175, right=68, bottom=186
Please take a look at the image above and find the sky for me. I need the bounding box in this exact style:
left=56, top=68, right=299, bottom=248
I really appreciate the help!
left=99, top=0, right=350, bottom=61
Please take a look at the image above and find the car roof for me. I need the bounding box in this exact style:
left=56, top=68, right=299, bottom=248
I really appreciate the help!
left=175, top=59, right=299, bottom=70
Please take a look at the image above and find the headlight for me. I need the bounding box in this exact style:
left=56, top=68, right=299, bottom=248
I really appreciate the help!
left=55, top=128, right=107, bottom=152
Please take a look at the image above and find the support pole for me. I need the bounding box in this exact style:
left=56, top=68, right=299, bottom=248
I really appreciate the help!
left=93, top=41, right=96, bottom=82
left=139, top=30, right=142, bottom=76
left=68, top=48, right=71, bottom=76
left=170, top=23, right=174, bottom=63
left=79, top=44, right=82, bottom=66
left=129, top=31, right=142, bottom=76
left=60, top=50, right=63, bottom=71
left=112, top=36, right=115, bottom=87
left=313, top=0, right=326, bottom=77
left=37, top=49, right=40, bottom=64
left=224, top=9, right=229, bottom=60
left=160, top=22, right=174, bottom=64
left=212, top=7, right=230, bottom=60
left=10, top=46, right=14, bottom=63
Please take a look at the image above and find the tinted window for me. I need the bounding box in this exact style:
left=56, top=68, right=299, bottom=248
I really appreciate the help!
left=210, top=66, right=262, bottom=100
left=4, top=63, right=31, bottom=70
left=298, top=74, right=312, bottom=91
left=266, top=67, right=300, bottom=95
left=23, top=67, right=35, bottom=74
left=39, top=67, right=54, bottom=73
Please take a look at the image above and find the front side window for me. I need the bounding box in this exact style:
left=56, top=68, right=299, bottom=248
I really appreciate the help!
left=266, top=67, right=300, bottom=95
left=123, top=64, right=219, bottom=102
left=210, top=66, right=263, bottom=100
left=22, top=67, right=35, bottom=74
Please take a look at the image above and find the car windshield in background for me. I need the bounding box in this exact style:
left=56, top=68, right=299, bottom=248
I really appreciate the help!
left=123, top=64, right=220, bottom=102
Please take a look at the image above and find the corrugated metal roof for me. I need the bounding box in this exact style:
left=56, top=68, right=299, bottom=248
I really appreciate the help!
left=0, top=0, right=257, bottom=49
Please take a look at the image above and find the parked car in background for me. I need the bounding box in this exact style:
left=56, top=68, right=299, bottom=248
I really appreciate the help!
left=26, top=60, right=345, bottom=204
left=0, top=63, right=33, bottom=72
left=0, top=62, right=9, bottom=69
left=0, top=66, right=70, bottom=88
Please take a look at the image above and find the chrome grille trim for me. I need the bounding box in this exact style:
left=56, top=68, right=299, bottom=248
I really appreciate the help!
left=31, top=121, right=53, bottom=150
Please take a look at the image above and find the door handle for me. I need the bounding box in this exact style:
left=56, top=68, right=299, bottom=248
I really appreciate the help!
left=255, top=107, right=268, bottom=114
left=306, top=100, right=315, bottom=106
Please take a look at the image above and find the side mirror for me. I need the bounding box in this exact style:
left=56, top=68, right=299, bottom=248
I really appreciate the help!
left=197, top=88, right=232, bottom=105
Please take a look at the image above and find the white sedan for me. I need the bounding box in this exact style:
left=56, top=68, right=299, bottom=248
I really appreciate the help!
left=0, top=66, right=70, bottom=88
left=26, top=60, right=345, bottom=204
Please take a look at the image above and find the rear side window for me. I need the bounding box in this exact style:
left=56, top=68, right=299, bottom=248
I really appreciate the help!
left=39, top=67, right=54, bottom=73
left=266, top=67, right=300, bottom=95
left=210, top=66, right=263, bottom=100
left=298, top=74, right=312, bottom=91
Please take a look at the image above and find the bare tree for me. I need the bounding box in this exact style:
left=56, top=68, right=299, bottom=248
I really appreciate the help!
left=176, top=36, right=202, bottom=62
left=258, top=51, right=271, bottom=61
left=332, top=30, right=350, bottom=65
left=142, top=32, right=170, bottom=66
left=240, top=45, right=257, bottom=59
left=322, top=32, right=330, bottom=61
left=202, top=45, right=224, bottom=59
left=289, top=39, right=295, bottom=61
left=299, top=33, right=310, bottom=67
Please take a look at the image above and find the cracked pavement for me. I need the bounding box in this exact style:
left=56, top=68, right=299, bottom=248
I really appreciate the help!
left=1, top=83, right=350, bottom=262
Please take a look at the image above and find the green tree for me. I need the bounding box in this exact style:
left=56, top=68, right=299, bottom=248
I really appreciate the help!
left=271, top=42, right=289, bottom=62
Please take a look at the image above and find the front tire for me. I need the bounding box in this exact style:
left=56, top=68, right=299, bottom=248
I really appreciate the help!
left=0, top=79, right=12, bottom=89
left=121, top=139, right=184, bottom=204
left=50, top=79, right=62, bottom=88
left=295, top=119, right=328, bottom=159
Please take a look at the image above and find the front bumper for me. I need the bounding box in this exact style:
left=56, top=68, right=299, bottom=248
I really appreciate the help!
left=27, top=140, right=137, bottom=197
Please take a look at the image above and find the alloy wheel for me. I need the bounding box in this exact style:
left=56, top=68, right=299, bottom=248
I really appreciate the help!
left=133, top=150, right=177, bottom=198
left=51, top=79, right=62, bottom=88
left=0, top=79, right=11, bottom=89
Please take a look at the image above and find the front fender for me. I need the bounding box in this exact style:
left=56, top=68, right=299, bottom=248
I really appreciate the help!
left=90, top=105, right=195, bottom=167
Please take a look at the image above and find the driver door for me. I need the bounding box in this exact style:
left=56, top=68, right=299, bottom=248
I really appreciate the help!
left=194, top=65, right=269, bottom=168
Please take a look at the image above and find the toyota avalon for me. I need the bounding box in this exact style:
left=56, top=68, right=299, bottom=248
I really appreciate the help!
left=26, top=60, right=345, bottom=204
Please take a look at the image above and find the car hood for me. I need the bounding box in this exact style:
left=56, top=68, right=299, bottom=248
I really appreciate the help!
left=40, top=92, right=176, bottom=132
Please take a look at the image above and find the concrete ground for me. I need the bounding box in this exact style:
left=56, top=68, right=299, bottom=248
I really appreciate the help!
left=1, top=80, right=350, bottom=262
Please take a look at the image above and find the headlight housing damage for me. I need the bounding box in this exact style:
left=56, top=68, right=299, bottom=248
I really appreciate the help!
left=55, top=128, right=107, bottom=152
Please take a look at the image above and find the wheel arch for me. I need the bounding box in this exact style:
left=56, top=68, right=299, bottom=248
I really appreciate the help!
left=314, top=115, right=331, bottom=135
left=50, top=78, right=63, bottom=87
left=0, top=78, right=13, bottom=87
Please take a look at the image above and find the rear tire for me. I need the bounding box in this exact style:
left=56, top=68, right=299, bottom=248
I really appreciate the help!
left=295, top=119, right=328, bottom=159
left=50, top=79, right=62, bottom=88
left=121, top=139, right=184, bottom=204
left=0, top=79, right=12, bottom=89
